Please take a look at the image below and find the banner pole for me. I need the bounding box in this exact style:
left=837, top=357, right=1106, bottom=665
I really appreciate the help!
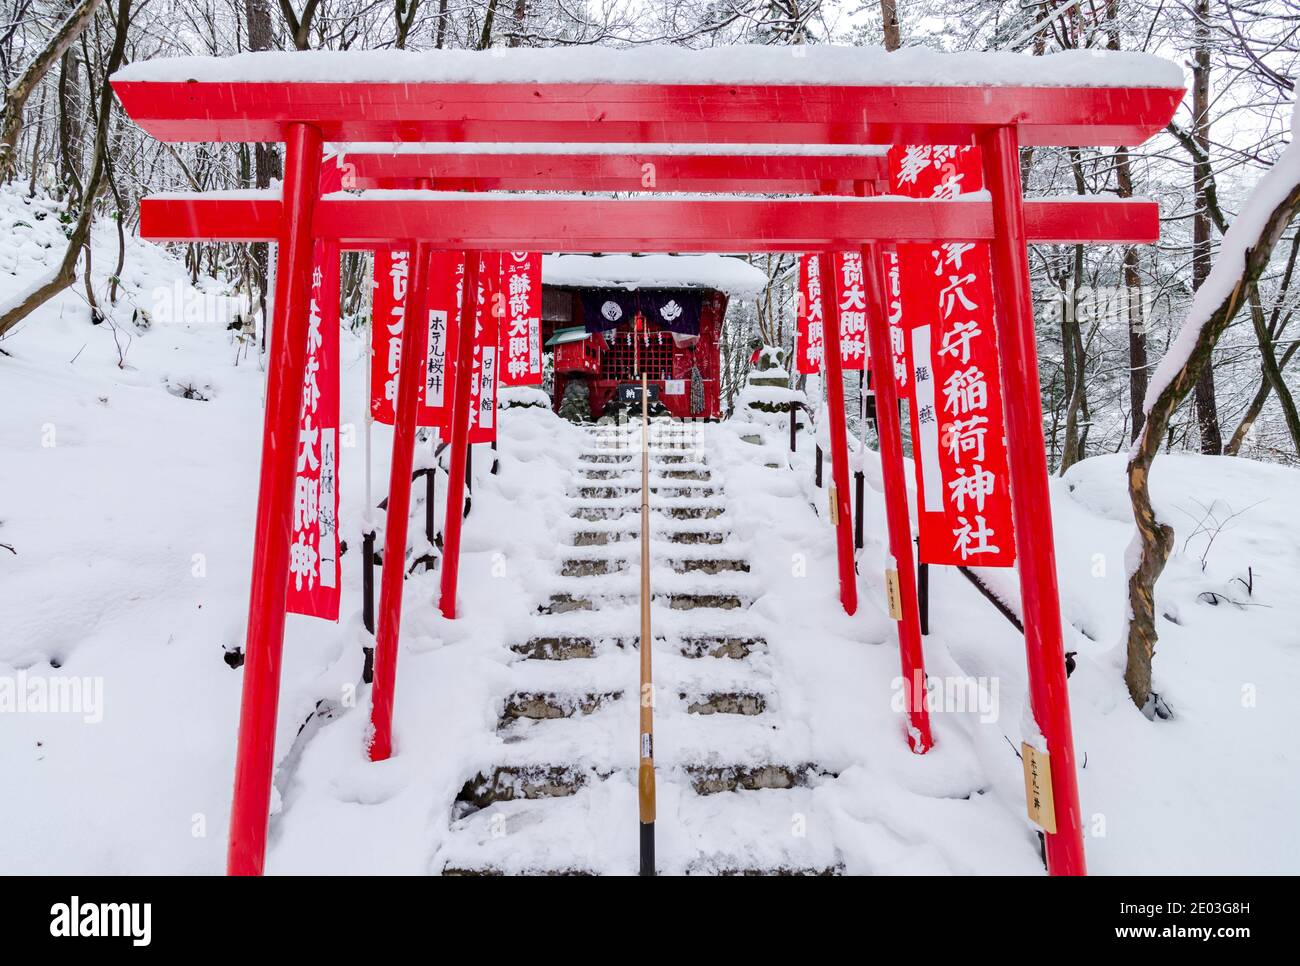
left=638, top=370, right=656, bottom=876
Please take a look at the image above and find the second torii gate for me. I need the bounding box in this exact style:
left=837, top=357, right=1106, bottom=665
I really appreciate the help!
left=113, top=51, right=1183, bottom=879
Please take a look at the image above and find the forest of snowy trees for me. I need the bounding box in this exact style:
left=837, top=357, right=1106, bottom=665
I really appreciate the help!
left=0, top=0, right=1297, bottom=475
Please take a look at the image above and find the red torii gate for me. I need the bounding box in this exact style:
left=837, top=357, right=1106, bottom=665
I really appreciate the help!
left=113, top=65, right=1182, bottom=879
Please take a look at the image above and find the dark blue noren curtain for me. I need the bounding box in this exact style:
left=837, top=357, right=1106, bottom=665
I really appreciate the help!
left=582, top=290, right=638, bottom=333
left=581, top=288, right=703, bottom=335
left=638, top=290, right=702, bottom=335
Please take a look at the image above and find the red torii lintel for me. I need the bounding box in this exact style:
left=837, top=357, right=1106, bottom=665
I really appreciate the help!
left=112, top=80, right=1181, bottom=148
left=138, top=194, right=1163, bottom=249
left=336, top=147, right=891, bottom=195
left=114, top=73, right=1183, bottom=881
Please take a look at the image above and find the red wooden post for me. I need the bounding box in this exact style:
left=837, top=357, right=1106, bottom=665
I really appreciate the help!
left=817, top=253, right=859, bottom=616
left=226, top=122, right=323, bottom=876
left=979, top=124, right=1087, bottom=876
left=861, top=241, right=934, bottom=754
left=368, top=241, right=433, bottom=761
left=438, top=252, right=481, bottom=619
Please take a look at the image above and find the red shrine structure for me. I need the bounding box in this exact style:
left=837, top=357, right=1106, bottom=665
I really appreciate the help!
left=111, top=45, right=1184, bottom=880
left=541, top=253, right=766, bottom=420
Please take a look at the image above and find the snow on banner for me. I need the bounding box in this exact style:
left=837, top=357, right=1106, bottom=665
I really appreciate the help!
left=287, top=160, right=345, bottom=619
left=889, top=144, right=1015, bottom=568
left=796, top=251, right=867, bottom=374
left=499, top=252, right=543, bottom=386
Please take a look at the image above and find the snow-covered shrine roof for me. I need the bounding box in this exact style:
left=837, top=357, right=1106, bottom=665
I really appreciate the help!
left=115, top=44, right=1180, bottom=90
left=541, top=254, right=768, bottom=297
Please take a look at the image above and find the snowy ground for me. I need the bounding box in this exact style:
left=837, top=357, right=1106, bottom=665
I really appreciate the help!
left=1, top=189, right=1296, bottom=874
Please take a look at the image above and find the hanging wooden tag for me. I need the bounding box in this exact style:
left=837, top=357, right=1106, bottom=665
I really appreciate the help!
left=1021, top=742, right=1057, bottom=833
left=884, top=569, right=902, bottom=620
left=828, top=487, right=839, bottom=526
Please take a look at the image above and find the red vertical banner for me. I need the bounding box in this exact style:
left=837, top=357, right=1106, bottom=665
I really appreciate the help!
left=796, top=253, right=824, bottom=374
left=883, top=249, right=910, bottom=397
left=889, top=145, right=1016, bottom=568
left=287, top=159, right=344, bottom=620
left=370, top=248, right=409, bottom=426
left=469, top=252, right=499, bottom=443
left=418, top=251, right=460, bottom=433
left=835, top=251, right=868, bottom=365
left=798, top=251, right=867, bottom=373
left=500, top=252, right=543, bottom=386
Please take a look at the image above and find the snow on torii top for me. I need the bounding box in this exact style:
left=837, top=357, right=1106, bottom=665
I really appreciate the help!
left=114, top=43, right=1180, bottom=89
left=541, top=254, right=768, bottom=298
left=110, top=44, right=1185, bottom=149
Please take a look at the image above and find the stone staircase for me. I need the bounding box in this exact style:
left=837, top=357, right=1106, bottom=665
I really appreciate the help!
left=434, top=420, right=841, bottom=875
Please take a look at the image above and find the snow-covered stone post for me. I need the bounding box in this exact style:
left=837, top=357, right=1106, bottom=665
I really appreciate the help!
left=816, top=253, right=859, bottom=616
left=228, top=122, right=323, bottom=876
left=979, top=124, right=1086, bottom=876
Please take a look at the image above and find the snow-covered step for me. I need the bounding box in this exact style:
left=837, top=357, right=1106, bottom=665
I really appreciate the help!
left=496, top=688, right=768, bottom=729
left=499, top=689, right=624, bottom=725
left=563, top=518, right=731, bottom=545
left=537, top=590, right=751, bottom=614
left=528, top=603, right=768, bottom=642
left=435, top=779, right=842, bottom=876
left=558, top=554, right=748, bottom=577
left=510, top=633, right=766, bottom=662
left=574, top=482, right=719, bottom=499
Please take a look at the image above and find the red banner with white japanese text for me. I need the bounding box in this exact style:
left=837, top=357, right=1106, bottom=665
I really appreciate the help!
left=370, top=247, right=409, bottom=426
left=796, top=253, right=824, bottom=374
left=882, top=249, right=910, bottom=396
left=835, top=251, right=868, bottom=365
left=287, top=161, right=345, bottom=619
left=499, top=252, right=543, bottom=386
left=469, top=253, right=499, bottom=443
left=418, top=251, right=459, bottom=433
left=889, top=145, right=1016, bottom=568
left=797, top=251, right=867, bottom=373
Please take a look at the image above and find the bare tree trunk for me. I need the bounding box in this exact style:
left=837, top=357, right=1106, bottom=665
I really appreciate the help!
left=0, top=0, right=130, bottom=339
left=247, top=0, right=278, bottom=347
left=1103, top=8, right=1151, bottom=444
left=1124, top=171, right=1300, bottom=712
left=508, top=0, right=526, bottom=46
left=435, top=0, right=449, bottom=48
left=394, top=0, right=421, bottom=48
left=1191, top=0, right=1223, bottom=454
left=879, top=0, right=901, bottom=50
left=478, top=0, right=501, bottom=49
left=0, top=0, right=102, bottom=183
left=1227, top=340, right=1300, bottom=454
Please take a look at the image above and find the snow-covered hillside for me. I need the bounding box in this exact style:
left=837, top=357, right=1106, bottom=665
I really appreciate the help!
left=1, top=190, right=1297, bottom=874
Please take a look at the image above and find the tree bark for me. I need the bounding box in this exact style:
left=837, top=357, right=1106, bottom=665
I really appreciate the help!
left=879, top=0, right=901, bottom=50
left=246, top=0, right=278, bottom=346
left=435, top=0, right=448, bottom=48
left=1124, top=173, right=1300, bottom=712
left=0, top=0, right=129, bottom=339
left=508, top=0, right=526, bottom=46
left=478, top=0, right=500, bottom=49
left=0, top=0, right=102, bottom=183
left=1191, top=0, right=1224, bottom=454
